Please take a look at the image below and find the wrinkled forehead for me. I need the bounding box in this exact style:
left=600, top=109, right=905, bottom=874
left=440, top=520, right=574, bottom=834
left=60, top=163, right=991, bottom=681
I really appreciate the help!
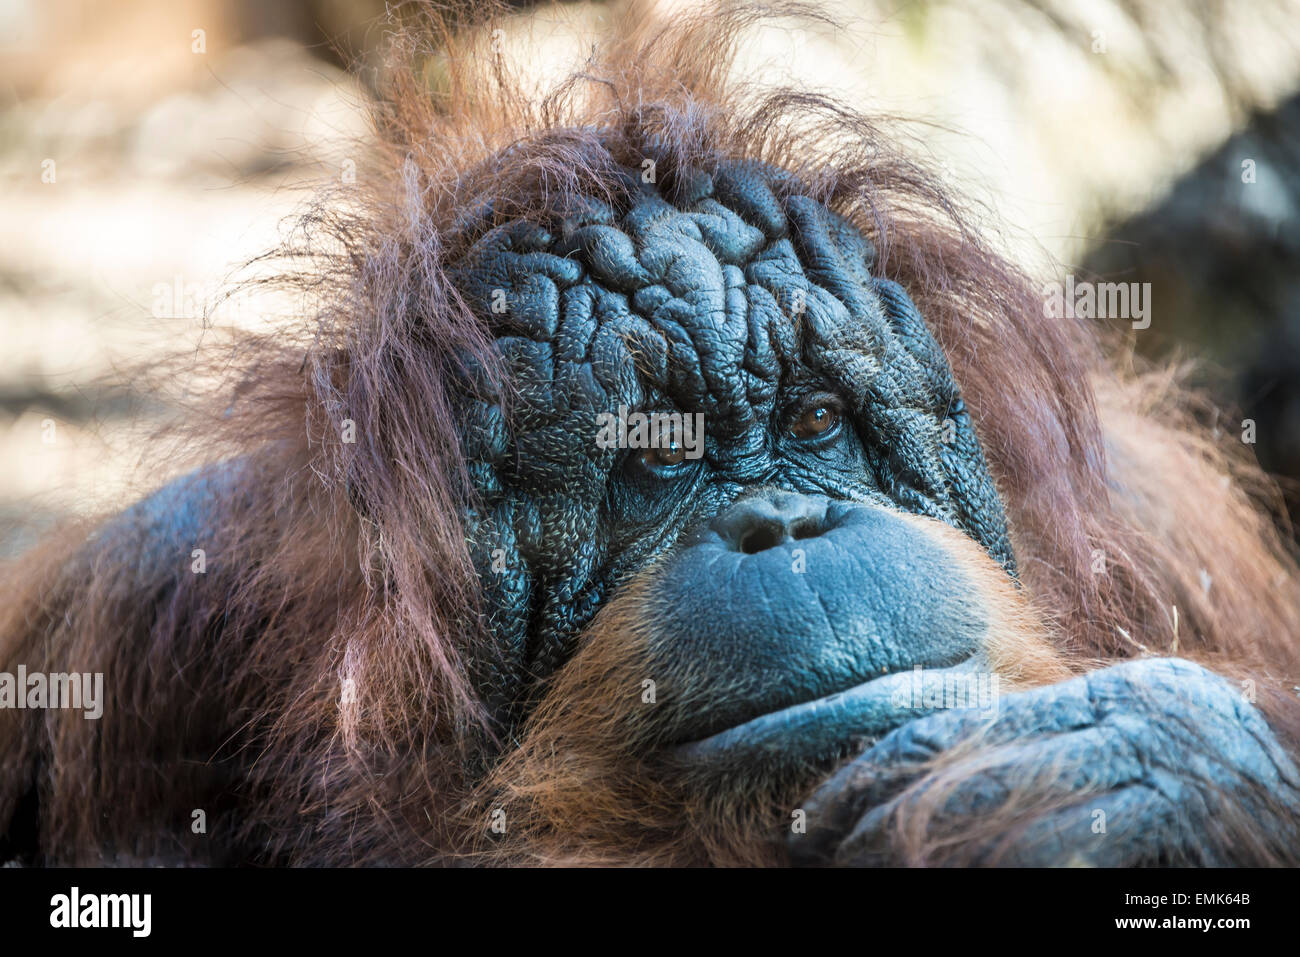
left=449, top=160, right=938, bottom=434
left=448, top=157, right=1015, bottom=576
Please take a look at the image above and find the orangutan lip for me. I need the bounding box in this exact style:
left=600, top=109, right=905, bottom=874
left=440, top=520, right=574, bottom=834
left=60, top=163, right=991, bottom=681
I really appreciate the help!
left=671, top=656, right=990, bottom=767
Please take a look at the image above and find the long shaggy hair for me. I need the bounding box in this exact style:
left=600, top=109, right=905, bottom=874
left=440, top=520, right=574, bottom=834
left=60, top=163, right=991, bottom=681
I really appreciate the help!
left=2, top=0, right=1298, bottom=866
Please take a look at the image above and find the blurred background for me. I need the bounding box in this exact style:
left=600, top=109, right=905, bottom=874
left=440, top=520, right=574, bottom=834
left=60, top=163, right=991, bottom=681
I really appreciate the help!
left=3, top=0, right=1300, bottom=555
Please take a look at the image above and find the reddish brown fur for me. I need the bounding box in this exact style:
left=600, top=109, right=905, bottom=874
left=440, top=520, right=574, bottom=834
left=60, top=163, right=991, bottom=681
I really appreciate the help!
left=2, top=1, right=1299, bottom=865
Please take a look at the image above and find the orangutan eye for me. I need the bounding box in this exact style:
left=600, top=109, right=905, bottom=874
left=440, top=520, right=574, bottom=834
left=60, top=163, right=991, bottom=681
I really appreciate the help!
left=787, top=404, right=841, bottom=440
left=640, top=437, right=687, bottom=467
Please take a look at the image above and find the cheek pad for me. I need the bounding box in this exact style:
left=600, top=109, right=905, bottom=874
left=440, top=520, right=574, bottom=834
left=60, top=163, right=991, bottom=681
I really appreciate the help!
left=448, top=159, right=1015, bottom=709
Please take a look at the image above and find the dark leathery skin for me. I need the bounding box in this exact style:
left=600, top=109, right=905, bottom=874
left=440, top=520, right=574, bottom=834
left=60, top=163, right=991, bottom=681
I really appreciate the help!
left=448, top=156, right=1013, bottom=722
